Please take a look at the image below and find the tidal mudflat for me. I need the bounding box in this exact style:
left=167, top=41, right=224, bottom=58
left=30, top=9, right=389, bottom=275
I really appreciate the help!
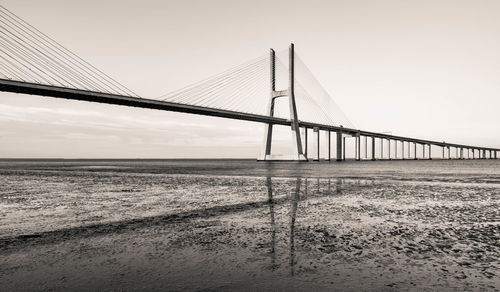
left=0, top=159, right=499, bottom=291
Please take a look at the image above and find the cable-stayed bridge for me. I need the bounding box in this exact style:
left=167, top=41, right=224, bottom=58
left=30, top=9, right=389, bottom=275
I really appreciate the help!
left=0, top=5, right=498, bottom=161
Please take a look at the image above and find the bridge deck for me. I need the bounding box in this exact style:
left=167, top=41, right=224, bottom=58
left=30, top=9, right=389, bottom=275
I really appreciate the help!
left=1, top=78, right=498, bottom=152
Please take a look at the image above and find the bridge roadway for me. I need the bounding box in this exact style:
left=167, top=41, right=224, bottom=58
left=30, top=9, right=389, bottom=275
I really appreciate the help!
left=1, top=78, right=499, bottom=157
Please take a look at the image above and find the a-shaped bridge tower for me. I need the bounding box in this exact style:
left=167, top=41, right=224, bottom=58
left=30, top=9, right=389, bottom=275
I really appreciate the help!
left=260, top=44, right=306, bottom=161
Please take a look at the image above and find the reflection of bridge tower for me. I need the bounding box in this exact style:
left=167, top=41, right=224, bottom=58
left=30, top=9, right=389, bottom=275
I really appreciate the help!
left=259, top=44, right=307, bottom=161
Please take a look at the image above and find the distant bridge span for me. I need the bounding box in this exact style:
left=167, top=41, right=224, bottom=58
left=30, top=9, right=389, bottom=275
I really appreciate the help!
left=1, top=77, right=498, bottom=161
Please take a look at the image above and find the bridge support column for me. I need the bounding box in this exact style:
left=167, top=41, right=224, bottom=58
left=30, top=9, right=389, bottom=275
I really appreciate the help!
left=388, top=139, right=391, bottom=160
left=380, top=138, right=383, bottom=160
left=448, top=147, right=451, bottom=159
left=371, top=136, right=376, bottom=160
left=495, top=151, right=497, bottom=159
left=313, top=127, right=320, bottom=161
left=304, top=128, right=308, bottom=157
left=428, top=144, right=432, bottom=160
left=414, top=142, right=417, bottom=160
left=442, top=146, right=445, bottom=159
left=336, top=130, right=342, bottom=162
left=401, top=140, right=405, bottom=160
left=327, top=131, right=331, bottom=161
left=356, top=133, right=361, bottom=161
left=422, top=144, right=425, bottom=159
left=394, top=140, right=397, bottom=159
left=343, top=137, right=346, bottom=161
left=354, top=135, right=357, bottom=160
left=365, top=136, right=368, bottom=159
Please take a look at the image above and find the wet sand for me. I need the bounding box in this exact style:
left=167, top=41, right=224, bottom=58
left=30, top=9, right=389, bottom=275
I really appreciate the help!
left=0, top=159, right=499, bottom=291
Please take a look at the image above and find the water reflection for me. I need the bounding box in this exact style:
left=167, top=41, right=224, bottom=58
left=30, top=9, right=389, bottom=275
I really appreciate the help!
left=289, top=178, right=301, bottom=276
left=265, top=177, right=345, bottom=276
left=265, top=177, right=277, bottom=270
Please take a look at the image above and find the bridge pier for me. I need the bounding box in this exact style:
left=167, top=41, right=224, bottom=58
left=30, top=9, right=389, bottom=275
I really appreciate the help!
left=313, top=127, right=320, bottom=161
left=414, top=142, right=417, bottom=160
left=388, top=139, right=391, bottom=160
left=327, top=131, right=331, bottom=161
left=448, top=146, right=451, bottom=159
left=336, top=130, right=342, bottom=162
left=356, top=133, right=361, bottom=161
left=354, top=135, right=357, bottom=161
left=343, top=137, right=346, bottom=161
left=380, top=138, right=384, bottom=160
left=401, top=140, right=405, bottom=160
left=364, top=136, right=368, bottom=160
left=428, top=144, right=432, bottom=160
left=394, top=140, right=397, bottom=159
left=304, top=128, right=308, bottom=158
left=371, top=136, right=376, bottom=160
left=495, top=151, right=497, bottom=159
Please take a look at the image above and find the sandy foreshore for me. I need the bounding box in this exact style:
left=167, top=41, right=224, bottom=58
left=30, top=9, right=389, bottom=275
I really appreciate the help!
left=0, top=159, right=499, bottom=291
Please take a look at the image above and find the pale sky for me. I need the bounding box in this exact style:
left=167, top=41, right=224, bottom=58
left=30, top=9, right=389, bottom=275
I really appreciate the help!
left=1, top=0, right=499, bottom=158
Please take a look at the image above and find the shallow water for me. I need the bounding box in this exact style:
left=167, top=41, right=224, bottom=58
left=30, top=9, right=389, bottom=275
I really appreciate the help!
left=0, top=159, right=499, bottom=291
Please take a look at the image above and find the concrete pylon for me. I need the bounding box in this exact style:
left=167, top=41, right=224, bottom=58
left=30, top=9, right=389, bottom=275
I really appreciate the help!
left=401, top=140, right=405, bottom=160
left=343, top=137, right=346, bottom=161
left=313, top=127, right=320, bottom=161
left=414, top=142, right=417, bottom=160
left=386, top=139, right=389, bottom=158
left=356, top=133, right=361, bottom=161
left=371, top=136, right=376, bottom=160
left=380, top=138, right=384, bottom=159
left=336, top=128, right=343, bottom=161
left=327, top=130, right=331, bottom=161
left=365, top=136, right=368, bottom=159
left=394, top=140, right=397, bottom=159
left=259, top=44, right=307, bottom=161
